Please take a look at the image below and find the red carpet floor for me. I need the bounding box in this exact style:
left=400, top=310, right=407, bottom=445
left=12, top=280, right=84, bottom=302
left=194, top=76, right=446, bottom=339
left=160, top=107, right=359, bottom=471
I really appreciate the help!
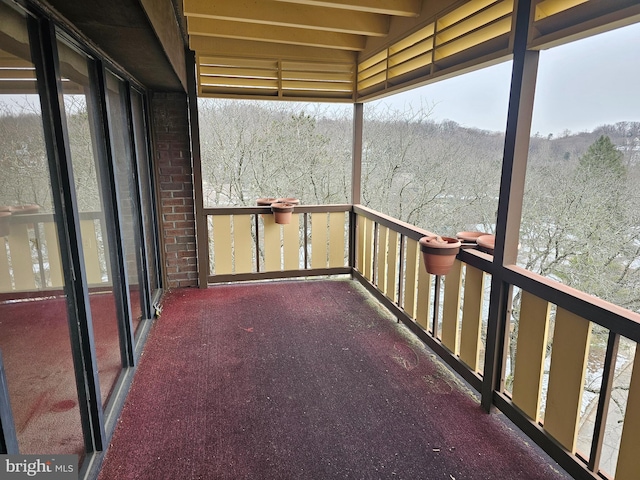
left=0, top=291, right=136, bottom=459
left=99, top=279, right=571, bottom=480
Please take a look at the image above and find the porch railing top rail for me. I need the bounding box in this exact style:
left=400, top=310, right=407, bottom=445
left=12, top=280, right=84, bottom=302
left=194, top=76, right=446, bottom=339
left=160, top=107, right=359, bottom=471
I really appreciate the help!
left=204, top=204, right=351, bottom=216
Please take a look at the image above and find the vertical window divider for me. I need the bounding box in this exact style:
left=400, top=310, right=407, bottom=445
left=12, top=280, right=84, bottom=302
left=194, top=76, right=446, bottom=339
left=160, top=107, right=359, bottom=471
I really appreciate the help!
left=28, top=15, right=106, bottom=454
left=122, top=84, right=152, bottom=326
left=89, top=60, right=135, bottom=369
left=142, top=93, right=164, bottom=296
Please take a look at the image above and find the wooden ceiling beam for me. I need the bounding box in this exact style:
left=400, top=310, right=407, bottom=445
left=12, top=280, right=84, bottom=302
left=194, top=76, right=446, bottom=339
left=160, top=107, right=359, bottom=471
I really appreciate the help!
left=272, top=0, right=422, bottom=17
left=188, top=18, right=366, bottom=51
left=192, top=37, right=357, bottom=63
left=183, top=0, right=390, bottom=36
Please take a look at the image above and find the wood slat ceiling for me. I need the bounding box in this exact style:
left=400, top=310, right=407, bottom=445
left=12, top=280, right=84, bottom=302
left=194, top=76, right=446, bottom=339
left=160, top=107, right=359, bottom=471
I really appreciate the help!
left=184, top=0, right=426, bottom=102
left=184, top=0, right=640, bottom=103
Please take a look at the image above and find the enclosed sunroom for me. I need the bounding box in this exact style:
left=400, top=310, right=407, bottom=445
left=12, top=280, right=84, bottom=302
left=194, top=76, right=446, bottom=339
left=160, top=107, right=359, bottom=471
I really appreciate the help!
left=1, top=1, right=640, bottom=479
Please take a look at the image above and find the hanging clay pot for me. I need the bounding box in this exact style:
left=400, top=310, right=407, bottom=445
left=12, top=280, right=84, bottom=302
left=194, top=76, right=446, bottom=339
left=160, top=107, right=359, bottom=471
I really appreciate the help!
left=419, top=235, right=461, bottom=276
left=456, top=231, right=489, bottom=250
left=476, top=234, right=495, bottom=255
left=456, top=231, right=488, bottom=243
left=10, top=204, right=40, bottom=215
left=270, top=202, right=295, bottom=225
left=256, top=198, right=277, bottom=207
left=275, top=197, right=300, bottom=206
left=0, top=211, right=11, bottom=237
left=257, top=198, right=277, bottom=219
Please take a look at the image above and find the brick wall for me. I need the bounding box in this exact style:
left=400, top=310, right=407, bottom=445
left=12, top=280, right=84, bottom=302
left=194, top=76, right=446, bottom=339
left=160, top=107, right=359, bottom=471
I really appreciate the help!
left=151, top=92, right=198, bottom=288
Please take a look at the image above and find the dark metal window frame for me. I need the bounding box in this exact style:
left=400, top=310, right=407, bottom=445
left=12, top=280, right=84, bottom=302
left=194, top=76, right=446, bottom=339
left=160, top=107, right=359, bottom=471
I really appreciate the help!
left=29, top=13, right=107, bottom=463
left=0, top=1, right=162, bottom=478
left=131, top=86, right=163, bottom=318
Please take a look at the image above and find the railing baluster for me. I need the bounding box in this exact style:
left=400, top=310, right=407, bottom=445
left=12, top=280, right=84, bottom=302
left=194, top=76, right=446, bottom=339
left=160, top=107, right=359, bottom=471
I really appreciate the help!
left=363, top=217, right=374, bottom=281
left=283, top=214, right=300, bottom=270
left=403, top=238, right=418, bottom=319
left=543, top=308, right=591, bottom=452
left=386, top=229, right=398, bottom=303
left=234, top=215, right=253, bottom=274
left=511, top=291, right=551, bottom=421
left=356, top=214, right=365, bottom=273
left=7, top=221, right=35, bottom=290
left=442, top=260, right=463, bottom=354
left=43, top=220, right=63, bottom=287
left=460, top=266, right=485, bottom=372
left=376, top=224, right=388, bottom=295
left=310, top=212, right=328, bottom=269
left=98, top=213, right=111, bottom=283
left=328, top=212, right=345, bottom=268
left=80, top=219, right=103, bottom=285
left=263, top=214, right=281, bottom=272
left=415, top=246, right=431, bottom=331
left=212, top=215, right=233, bottom=275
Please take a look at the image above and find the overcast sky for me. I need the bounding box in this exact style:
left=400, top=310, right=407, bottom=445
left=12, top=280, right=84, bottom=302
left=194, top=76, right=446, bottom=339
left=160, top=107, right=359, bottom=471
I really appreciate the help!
left=376, top=21, right=640, bottom=136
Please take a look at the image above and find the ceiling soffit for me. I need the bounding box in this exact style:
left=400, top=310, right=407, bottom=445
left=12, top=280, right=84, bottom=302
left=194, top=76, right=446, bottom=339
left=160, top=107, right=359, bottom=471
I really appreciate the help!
left=183, top=0, right=640, bottom=103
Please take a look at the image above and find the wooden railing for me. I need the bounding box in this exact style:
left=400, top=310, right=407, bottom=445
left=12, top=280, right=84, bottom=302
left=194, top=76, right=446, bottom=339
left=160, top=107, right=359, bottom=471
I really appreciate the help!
left=352, top=204, right=640, bottom=480
left=0, top=211, right=110, bottom=294
left=204, top=204, right=351, bottom=283
left=497, top=265, right=640, bottom=480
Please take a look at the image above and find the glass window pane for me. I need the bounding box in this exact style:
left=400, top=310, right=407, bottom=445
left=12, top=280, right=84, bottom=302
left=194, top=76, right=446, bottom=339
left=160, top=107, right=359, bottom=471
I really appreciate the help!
left=0, top=1, right=85, bottom=462
left=131, top=89, right=159, bottom=322
left=56, top=37, right=122, bottom=407
left=104, top=71, right=145, bottom=332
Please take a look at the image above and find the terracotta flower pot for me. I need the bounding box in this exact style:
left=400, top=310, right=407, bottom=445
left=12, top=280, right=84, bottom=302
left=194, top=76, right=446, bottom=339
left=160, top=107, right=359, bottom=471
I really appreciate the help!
left=257, top=198, right=278, bottom=219
left=419, top=235, right=461, bottom=276
left=270, top=202, right=295, bottom=225
left=456, top=231, right=488, bottom=243
left=456, top=231, right=489, bottom=250
left=0, top=211, right=11, bottom=237
left=275, top=197, right=300, bottom=205
left=476, top=234, right=495, bottom=255
left=10, top=204, right=40, bottom=215
left=256, top=197, right=277, bottom=207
